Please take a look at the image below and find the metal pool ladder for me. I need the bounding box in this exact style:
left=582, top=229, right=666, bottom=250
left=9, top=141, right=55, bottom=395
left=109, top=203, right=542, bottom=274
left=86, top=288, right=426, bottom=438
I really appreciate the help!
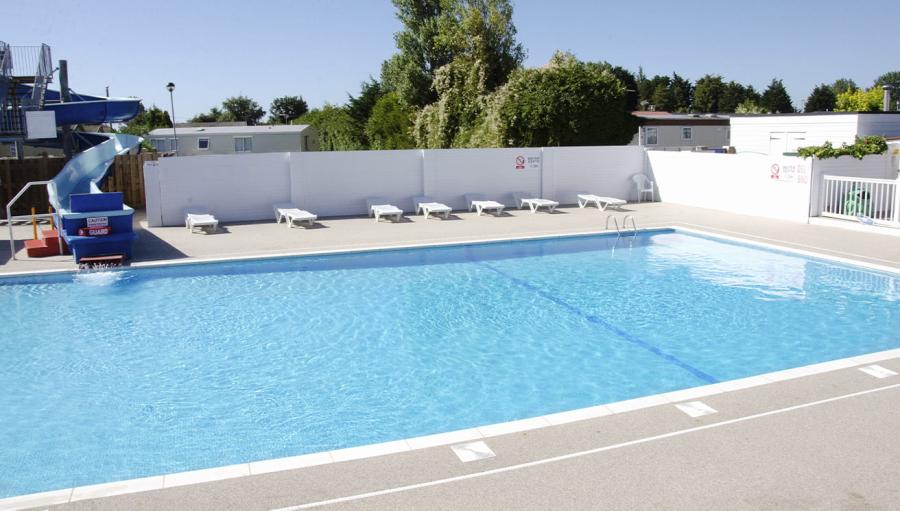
left=605, top=215, right=638, bottom=241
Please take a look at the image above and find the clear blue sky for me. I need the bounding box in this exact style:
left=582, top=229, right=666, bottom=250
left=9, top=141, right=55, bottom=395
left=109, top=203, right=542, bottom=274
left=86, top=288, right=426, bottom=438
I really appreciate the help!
left=5, top=0, right=897, bottom=119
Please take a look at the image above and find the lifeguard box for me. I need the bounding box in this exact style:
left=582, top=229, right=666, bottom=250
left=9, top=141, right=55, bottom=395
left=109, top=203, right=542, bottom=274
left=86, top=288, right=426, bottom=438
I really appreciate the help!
left=58, top=192, right=137, bottom=263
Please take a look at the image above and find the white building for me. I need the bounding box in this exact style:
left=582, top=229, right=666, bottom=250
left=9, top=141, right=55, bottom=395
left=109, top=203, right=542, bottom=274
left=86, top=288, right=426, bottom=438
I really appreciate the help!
left=730, top=112, right=900, bottom=155
left=147, top=125, right=318, bottom=156
left=630, top=112, right=730, bottom=150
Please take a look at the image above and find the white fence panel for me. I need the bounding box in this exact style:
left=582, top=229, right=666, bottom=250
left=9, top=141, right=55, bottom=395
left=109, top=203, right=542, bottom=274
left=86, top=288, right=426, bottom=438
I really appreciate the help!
left=543, top=146, right=644, bottom=203
left=423, top=148, right=542, bottom=210
left=291, top=150, right=423, bottom=217
left=646, top=151, right=812, bottom=222
left=820, top=175, right=898, bottom=223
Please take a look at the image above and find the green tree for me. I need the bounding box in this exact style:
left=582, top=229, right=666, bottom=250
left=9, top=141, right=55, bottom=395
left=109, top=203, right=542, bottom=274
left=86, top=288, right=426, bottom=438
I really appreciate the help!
left=875, top=71, right=900, bottom=110
left=189, top=107, right=225, bottom=123
left=118, top=105, right=171, bottom=136
left=835, top=87, right=883, bottom=111
left=382, top=0, right=524, bottom=107
left=297, top=105, right=363, bottom=151
left=269, top=96, right=308, bottom=124
left=692, top=75, right=725, bottom=112
left=760, top=79, right=795, bottom=113
left=651, top=82, right=675, bottom=112
left=347, top=78, right=387, bottom=147
left=221, top=96, right=266, bottom=125
left=831, top=78, right=857, bottom=95
left=735, top=98, right=767, bottom=114
left=365, top=92, right=416, bottom=150
left=874, top=71, right=900, bottom=90
left=608, top=66, right=638, bottom=111
left=488, top=52, right=635, bottom=147
left=669, top=73, right=693, bottom=112
left=804, top=84, right=837, bottom=112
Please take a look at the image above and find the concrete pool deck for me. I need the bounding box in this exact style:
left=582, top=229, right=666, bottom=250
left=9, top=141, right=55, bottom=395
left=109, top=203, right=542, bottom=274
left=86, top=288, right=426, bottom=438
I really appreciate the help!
left=2, top=202, right=900, bottom=273
left=2, top=202, right=899, bottom=510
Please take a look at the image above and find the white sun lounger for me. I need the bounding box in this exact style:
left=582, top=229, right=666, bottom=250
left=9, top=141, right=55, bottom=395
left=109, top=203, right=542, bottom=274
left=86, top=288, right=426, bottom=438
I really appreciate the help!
left=184, top=207, right=218, bottom=234
left=576, top=193, right=626, bottom=211
left=273, top=203, right=317, bottom=228
left=511, top=192, right=559, bottom=213
left=366, top=197, right=404, bottom=223
left=413, top=196, right=452, bottom=219
left=464, top=193, right=505, bottom=216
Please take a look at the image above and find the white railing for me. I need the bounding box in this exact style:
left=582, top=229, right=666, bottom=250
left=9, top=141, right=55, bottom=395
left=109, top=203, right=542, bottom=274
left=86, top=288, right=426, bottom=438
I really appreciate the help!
left=820, top=175, right=899, bottom=224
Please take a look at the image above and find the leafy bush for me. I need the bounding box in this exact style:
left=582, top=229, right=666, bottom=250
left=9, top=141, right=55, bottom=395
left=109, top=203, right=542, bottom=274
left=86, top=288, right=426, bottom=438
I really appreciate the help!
left=797, top=136, right=888, bottom=160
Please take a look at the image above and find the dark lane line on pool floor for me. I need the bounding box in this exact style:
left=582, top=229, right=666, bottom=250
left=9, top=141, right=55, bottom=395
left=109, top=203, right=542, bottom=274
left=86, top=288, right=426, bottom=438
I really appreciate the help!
left=477, top=261, right=719, bottom=385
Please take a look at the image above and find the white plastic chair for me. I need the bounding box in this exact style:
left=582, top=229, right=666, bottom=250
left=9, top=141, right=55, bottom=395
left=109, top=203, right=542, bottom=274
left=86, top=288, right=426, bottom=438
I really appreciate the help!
left=632, top=175, right=655, bottom=203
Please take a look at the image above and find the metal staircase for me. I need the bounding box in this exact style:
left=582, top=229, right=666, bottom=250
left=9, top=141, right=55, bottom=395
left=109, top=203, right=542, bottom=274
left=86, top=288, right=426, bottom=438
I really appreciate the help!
left=0, top=41, right=53, bottom=137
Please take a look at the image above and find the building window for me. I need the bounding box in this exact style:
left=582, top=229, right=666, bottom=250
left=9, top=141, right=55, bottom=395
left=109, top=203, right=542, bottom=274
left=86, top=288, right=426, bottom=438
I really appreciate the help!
left=198, top=138, right=210, bottom=150
left=150, top=138, right=166, bottom=151
left=645, top=127, right=658, bottom=145
left=681, top=127, right=692, bottom=140
left=234, top=137, right=253, bottom=152
left=169, top=138, right=178, bottom=152
left=303, top=135, right=309, bottom=151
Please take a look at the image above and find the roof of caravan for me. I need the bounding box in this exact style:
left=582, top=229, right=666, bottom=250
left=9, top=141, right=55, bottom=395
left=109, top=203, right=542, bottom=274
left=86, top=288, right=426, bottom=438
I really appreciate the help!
left=148, top=125, right=311, bottom=136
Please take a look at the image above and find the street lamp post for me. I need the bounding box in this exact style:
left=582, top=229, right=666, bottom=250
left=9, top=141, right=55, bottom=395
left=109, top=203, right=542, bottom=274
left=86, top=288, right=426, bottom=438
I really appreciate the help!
left=166, top=82, right=178, bottom=155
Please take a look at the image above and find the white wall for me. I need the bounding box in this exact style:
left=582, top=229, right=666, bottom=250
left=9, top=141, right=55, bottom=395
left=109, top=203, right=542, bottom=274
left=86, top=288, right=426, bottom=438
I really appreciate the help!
left=730, top=114, right=860, bottom=155
left=145, top=146, right=642, bottom=226
left=291, top=150, right=424, bottom=216
left=543, top=146, right=644, bottom=203
left=144, top=152, right=291, bottom=226
left=646, top=151, right=813, bottom=222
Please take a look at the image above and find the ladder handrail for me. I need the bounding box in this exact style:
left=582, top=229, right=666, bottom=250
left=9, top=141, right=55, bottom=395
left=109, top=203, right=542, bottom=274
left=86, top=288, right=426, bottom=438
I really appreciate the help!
left=623, top=215, right=638, bottom=237
left=605, top=215, right=620, bottom=233
left=6, top=180, right=58, bottom=260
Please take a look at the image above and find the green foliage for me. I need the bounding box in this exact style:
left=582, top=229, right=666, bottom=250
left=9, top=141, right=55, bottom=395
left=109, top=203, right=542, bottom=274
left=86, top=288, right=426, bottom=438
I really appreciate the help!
left=347, top=78, right=387, bottom=147
left=364, top=92, right=416, bottom=150
left=804, top=84, right=837, bottom=112
left=118, top=105, right=171, bottom=137
left=413, top=57, right=491, bottom=148
left=493, top=52, right=635, bottom=147
left=650, top=81, right=675, bottom=112
left=831, top=78, right=857, bottom=96
left=608, top=66, right=638, bottom=111
left=691, top=75, right=725, bottom=112
left=760, top=79, right=795, bottom=113
left=734, top=99, right=767, bottom=114
left=296, top=105, right=363, bottom=151
left=383, top=0, right=524, bottom=107
left=835, top=87, right=883, bottom=111
left=269, top=96, right=308, bottom=124
left=797, top=136, right=887, bottom=160
left=719, top=82, right=760, bottom=113
left=221, top=96, right=266, bottom=125
left=874, top=71, right=900, bottom=90
left=669, top=73, right=693, bottom=112
left=189, top=107, right=224, bottom=123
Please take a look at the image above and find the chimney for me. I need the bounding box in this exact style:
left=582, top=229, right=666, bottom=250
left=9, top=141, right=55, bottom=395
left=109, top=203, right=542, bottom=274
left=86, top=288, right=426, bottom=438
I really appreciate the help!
left=884, top=85, right=894, bottom=112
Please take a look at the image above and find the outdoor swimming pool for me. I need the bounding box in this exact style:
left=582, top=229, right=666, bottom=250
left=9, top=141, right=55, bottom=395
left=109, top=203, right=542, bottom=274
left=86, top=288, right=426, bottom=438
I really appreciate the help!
left=1, top=229, right=898, bottom=498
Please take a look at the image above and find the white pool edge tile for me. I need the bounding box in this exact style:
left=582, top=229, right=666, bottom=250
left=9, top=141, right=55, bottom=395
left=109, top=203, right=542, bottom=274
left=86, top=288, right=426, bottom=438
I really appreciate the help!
left=406, top=428, right=484, bottom=450
left=477, top=416, right=553, bottom=437
left=606, top=394, right=669, bottom=414
left=162, top=463, right=251, bottom=488
left=249, top=451, right=335, bottom=475
left=329, top=440, right=411, bottom=463
left=0, top=488, right=71, bottom=511
left=69, top=475, right=164, bottom=502
left=544, top=405, right=613, bottom=425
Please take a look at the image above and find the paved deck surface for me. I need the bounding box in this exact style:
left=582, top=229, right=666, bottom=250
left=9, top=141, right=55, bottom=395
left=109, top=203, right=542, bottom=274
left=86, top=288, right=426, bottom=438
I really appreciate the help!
left=2, top=203, right=899, bottom=510
left=2, top=202, right=899, bottom=273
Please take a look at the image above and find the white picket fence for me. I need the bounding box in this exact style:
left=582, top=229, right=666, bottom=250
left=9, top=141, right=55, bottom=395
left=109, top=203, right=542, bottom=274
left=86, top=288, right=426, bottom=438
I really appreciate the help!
left=820, top=175, right=899, bottom=223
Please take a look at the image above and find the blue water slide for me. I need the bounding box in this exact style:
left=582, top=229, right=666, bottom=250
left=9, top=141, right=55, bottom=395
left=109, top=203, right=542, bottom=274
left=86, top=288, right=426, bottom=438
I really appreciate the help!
left=14, top=84, right=142, bottom=124
left=48, top=133, right=142, bottom=211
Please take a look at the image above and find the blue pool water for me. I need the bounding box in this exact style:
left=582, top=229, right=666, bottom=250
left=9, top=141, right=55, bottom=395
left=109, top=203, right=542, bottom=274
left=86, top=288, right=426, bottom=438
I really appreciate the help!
left=1, top=230, right=898, bottom=497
